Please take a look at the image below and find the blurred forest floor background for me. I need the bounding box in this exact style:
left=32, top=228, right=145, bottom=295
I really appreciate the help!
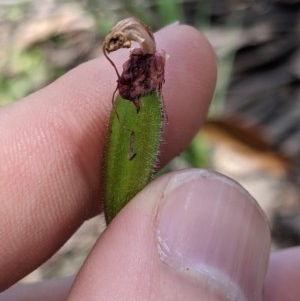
left=1, top=0, right=300, bottom=282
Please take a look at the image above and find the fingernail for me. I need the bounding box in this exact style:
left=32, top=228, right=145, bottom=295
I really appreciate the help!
left=156, top=169, right=271, bottom=301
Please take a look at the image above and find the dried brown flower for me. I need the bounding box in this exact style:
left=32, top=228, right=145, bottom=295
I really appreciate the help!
left=102, top=17, right=166, bottom=112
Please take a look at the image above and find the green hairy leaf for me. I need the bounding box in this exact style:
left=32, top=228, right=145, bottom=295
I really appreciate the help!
left=104, top=93, right=163, bottom=224
left=102, top=17, right=166, bottom=224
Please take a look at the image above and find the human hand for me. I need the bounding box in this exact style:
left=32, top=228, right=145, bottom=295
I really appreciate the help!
left=0, top=23, right=299, bottom=301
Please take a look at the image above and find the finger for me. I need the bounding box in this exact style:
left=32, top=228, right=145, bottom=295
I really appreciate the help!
left=264, top=246, right=300, bottom=301
left=0, top=24, right=216, bottom=290
left=68, top=169, right=270, bottom=301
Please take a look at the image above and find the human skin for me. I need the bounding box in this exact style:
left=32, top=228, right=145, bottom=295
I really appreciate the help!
left=0, top=24, right=299, bottom=301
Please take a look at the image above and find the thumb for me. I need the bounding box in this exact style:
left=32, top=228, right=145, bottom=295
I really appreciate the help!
left=68, top=169, right=271, bottom=301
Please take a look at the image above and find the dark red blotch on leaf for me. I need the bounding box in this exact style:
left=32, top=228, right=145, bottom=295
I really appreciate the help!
left=117, top=48, right=165, bottom=110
